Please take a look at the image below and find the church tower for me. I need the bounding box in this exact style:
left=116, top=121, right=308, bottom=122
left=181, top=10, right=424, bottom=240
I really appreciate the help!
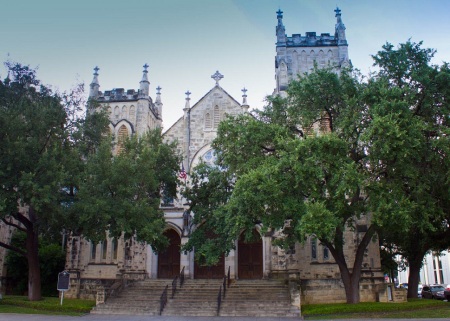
left=87, top=65, right=162, bottom=152
left=274, top=7, right=349, bottom=94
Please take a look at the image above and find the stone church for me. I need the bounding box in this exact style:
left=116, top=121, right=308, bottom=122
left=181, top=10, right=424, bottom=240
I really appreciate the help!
left=1, top=8, right=385, bottom=304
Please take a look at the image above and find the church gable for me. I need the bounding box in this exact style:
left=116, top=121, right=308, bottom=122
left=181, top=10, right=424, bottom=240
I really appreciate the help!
left=164, top=71, right=247, bottom=170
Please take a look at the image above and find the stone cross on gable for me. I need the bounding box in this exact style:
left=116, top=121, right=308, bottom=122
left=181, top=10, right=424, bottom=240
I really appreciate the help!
left=93, top=66, right=99, bottom=75
left=334, top=7, right=341, bottom=16
left=211, top=70, right=224, bottom=86
left=241, top=87, right=248, bottom=97
left=156, top=86, right=162, bottom=94
left=143, top=63, right=149, bottom=72
left=185, top=90, right=191, bottom=100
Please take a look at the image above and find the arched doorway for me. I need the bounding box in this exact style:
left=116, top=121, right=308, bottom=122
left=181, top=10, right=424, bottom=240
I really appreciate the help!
left=238, top=229, right=263, bottom=279
left=158, top=229, right=181, bottom=278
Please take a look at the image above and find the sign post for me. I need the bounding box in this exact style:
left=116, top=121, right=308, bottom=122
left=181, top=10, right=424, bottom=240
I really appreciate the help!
left=57, top=271, right=70, bottom=306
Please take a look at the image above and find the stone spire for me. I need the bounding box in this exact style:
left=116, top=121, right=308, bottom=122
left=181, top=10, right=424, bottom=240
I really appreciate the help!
left=276, top=9, right=286, bottom=45
left=139, top=63, right=150, bottom=98
left=89, top=66, right=100, bottom=98
left=155, top=86, right=163, bottom=117
left=241, top=87, right=249, bottom=113
left=334, top=7, right=347, bottom=45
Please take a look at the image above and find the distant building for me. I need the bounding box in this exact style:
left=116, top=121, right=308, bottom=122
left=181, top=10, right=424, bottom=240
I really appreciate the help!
left=397, top=251, right=450, bottom=286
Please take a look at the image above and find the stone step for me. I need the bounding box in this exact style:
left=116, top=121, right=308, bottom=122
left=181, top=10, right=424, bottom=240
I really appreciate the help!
left=92, top=278, right=299, bottom=317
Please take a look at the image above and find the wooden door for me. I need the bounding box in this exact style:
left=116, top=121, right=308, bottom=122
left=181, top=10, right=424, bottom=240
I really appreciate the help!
left=158, top=229, right=181, bottom=278
left=238, top=229, right=263, bottom=279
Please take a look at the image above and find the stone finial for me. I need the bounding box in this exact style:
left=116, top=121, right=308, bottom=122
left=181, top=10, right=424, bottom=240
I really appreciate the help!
left=184, top=90, right=191, bottom=110
left=334, top=7, right=341, bottom=17
left=89, top=66, right=100, bottom=98
left=241, top=87, right=248, bottom=105
left=276, top=9, right=283, bottom=19
left=211, top=71, right=224, bottom=86
left=156, top=86, right=162, bottom=103
left=140, top=63, right=150, bottom=97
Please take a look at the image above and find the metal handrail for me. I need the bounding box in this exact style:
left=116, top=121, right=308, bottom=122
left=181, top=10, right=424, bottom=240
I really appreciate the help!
left=217, top=285, right=222, bottom=316
left=171, top=275, right=179, bottom=299
left=222, top=275, right=227, bottom=298
left=227, top=266, right=231, bottom=288
left=180, top=266, right=185, bottom=288
left=159, top=285, right=168, bottom=315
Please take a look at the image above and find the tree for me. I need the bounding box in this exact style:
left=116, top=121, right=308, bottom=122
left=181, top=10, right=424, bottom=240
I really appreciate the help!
left=184, top=66, right=376, bottom=304
left=1, top=63, right=72, bottom=300
left=183, top=41, right=450, bottom=304
left=71, top=129, right=181, bottom=249
left=0, top=62, right=110, bottom=300
left=366, top=41, right=450, bottom=298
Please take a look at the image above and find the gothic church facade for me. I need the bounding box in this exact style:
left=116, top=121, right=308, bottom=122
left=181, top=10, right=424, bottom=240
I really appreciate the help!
left=1, top=8, right=385, bottom=304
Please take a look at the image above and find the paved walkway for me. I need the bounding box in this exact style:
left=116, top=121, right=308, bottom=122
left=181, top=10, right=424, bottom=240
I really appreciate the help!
left=1, top=315, right=450, bottom=321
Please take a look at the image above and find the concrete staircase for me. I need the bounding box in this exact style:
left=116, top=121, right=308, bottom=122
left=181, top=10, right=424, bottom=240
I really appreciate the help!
left=91, top=279, right=170, bottom=315
left=91, top=278, right=300, bottom=317
left=220, top=279, right=299, bottom=317
left=162, top=279, right=223, bottom=316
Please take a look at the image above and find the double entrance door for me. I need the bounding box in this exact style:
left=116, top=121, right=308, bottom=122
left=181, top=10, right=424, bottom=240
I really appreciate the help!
left=157, top=228, right=263, bottom=279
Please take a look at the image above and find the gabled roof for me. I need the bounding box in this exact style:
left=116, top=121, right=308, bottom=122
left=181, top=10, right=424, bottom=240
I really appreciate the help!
left=163, top=85, right=242, bottom=135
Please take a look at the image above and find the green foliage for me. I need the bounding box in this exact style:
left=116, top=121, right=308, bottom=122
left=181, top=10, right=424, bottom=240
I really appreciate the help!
left=5, top=232, right=65, bottom=296
left=0, top=295, right=95, bottom=315
left=365, top=42, right=450, bottom=296
left=72, top=129, right=181, bottom=251
left=0, top=61, right=110, bottom=300
left=302, top=299, right=450, bottom=319
left=184, top=41, right=450, bottom=303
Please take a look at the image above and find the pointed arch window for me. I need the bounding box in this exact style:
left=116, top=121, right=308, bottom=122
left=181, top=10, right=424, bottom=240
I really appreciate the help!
left=102, top=240, right=108, bottom=260
left=205, top=112, right=212, bottom=129
left=213, top=106, right=220, bottom=128
left=117, top=125, right=129, bottom=154
left=311, top=237, right=317, bottom=260
left=112, top=238, right=118, bottom=260
left=122, top=105, right=127, bottom=119
left=90, top=242, right=97, bottom=260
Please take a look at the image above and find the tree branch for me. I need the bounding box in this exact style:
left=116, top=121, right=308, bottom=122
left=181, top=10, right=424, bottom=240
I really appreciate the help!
left=0, top=240, right=27, bottom=257
left=1, top=218, right=27, bottom=232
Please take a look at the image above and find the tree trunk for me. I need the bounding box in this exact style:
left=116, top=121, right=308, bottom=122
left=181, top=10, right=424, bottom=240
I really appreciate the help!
left=339, top=267, right=361, bottom=303
left=26, top=226, right=41, bottom=301
left=407, top=255, right=424, bottom=299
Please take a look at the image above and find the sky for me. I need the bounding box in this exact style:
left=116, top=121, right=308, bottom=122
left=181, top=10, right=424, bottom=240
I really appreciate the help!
left=2, top=0, right=450, bottom=130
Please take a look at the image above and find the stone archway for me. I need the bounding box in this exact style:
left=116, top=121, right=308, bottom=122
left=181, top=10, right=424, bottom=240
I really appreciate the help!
left=238, top=229, right=263, bottom=279
left=157, top=229, right=181, bottom=278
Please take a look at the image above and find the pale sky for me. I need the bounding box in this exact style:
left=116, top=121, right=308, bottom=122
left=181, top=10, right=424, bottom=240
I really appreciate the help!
left=2, top=0, right=450, bottom=130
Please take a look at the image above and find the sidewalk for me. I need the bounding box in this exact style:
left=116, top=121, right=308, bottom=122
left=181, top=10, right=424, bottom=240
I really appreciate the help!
left=1, top=315, right=450, bottom=321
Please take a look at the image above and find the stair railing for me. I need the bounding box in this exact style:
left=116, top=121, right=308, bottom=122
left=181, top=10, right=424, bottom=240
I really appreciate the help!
left=216, top=285, right=222, bottom=316
left=222, top=275, right=227, bottom=298
left=171, top=275, right=179, bottom=299
left=159, top=285, right=168, bottom=315
left=180, top=266, right=185, bottom=288
left=227, top=266, right=231, bottom=288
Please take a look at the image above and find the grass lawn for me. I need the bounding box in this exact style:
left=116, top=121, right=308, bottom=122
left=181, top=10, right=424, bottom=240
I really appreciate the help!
left=0, top=295, right=95, bottom=316
left=302, top=299, right=450, bottom=319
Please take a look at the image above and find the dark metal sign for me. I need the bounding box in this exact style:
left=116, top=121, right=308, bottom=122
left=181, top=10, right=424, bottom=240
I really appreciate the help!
left=57, top=271, right=70, bottom=291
